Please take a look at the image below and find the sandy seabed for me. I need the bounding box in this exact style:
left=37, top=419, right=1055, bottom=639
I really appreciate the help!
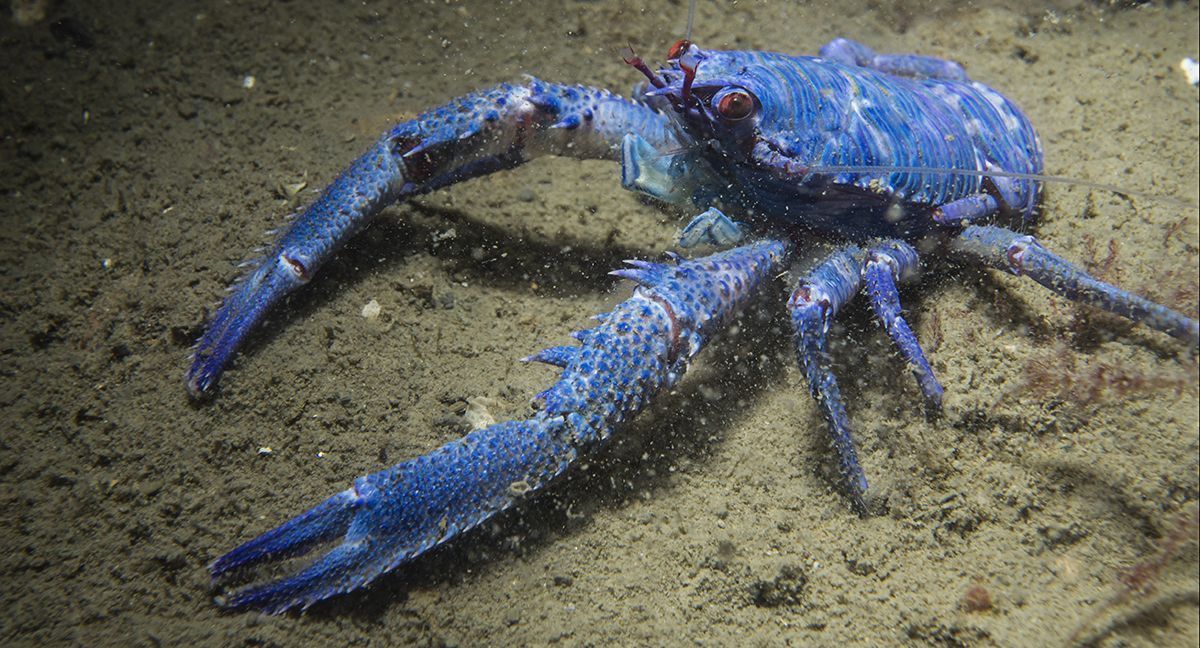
left=1, top=1, right=1197, bottom=646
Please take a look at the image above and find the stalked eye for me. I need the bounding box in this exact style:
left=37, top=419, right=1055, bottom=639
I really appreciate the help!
left=713, top=87, right=755, bottom=121
left=667, top=39, right=692, bottom=60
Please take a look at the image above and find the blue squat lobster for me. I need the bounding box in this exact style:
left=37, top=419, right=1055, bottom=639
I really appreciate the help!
left=194, top=38, right=1199, bottom=613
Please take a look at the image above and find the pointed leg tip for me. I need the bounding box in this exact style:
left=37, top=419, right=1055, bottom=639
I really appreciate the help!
left=927, top=390, right=945, bottom=412
left=186, top=373, right=216, bottom=400
left=849, top=493, right=870, bottom=518
left=920, top=378, right=945, bottom=412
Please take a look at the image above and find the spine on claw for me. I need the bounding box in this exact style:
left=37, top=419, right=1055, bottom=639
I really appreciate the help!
left=210, top=240, right=790, bottom=613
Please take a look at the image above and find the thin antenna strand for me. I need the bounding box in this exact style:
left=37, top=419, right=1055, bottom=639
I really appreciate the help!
left=809, top=165, right=1198, bottom=209
left=685, top=0, right=697, bottom=41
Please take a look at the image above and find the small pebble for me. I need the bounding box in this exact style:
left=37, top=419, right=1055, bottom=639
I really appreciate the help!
left=12, top=0, right=48, bottom=26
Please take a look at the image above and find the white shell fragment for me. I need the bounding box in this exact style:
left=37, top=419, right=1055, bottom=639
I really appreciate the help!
left=283, top=181, right=307, bottom=199
left=1182, top=58, right=1199, bottom=86
left=361, top=299, right=381, bottom=319
left=463, top=396, right=499, bottom=430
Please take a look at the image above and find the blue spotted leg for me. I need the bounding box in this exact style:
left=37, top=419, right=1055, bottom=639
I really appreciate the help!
left=863, top=241, right=944, bottom=408
left=209, top=240, right=791, bottom=613
left=789, top=247, right=870, bottom=513
left=818, top=37, right=968, bottom=82
left=187, top=80, right=680, bottom=396
left=787, top=240, right=942, bottom=512
left=949, top=225, right=1200, bottom=345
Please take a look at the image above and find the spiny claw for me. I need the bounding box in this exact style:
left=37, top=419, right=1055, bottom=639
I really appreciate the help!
left=187, top=137, right=404, bottom=397
left=217, top=533, right=379, bottom=613
left=189, top=81, right=677, bottom=397
left=209, top=240, right=791, bottom=613
left=608, top=259, right=670, bottom=287
left=211, top=418, right=573, bottom=613
left=209, top=488, right=359, bottom=579
left=187, top=257, right=306, bottom=397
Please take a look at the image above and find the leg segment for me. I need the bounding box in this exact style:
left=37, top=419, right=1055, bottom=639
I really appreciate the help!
left=933, top=159, right=1041, bottom=229
left=188, top=80, right=680, bottom=396
left=933, top=194, right=1000, bottom=226
left=949, top=225, right=1199, bottom=346
left=678, top=207, right=747, bottom=248
left=863, top=241, right=944, bottom=408
left=787, top=246, right=870, bottom=513
left=819, top=38, right=969, bottom=82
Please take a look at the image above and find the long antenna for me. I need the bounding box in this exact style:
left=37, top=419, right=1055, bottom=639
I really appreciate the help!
left=808, top=165, right=1198, bottom=209
left=685, top=0, right=697, bottom=41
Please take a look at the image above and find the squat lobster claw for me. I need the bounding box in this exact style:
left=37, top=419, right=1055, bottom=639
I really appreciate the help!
left=186, top=78, right=685, bottom=396
left=210, top=241, right=791, bottom=613
left=200, top=39, right=1198, bottom=612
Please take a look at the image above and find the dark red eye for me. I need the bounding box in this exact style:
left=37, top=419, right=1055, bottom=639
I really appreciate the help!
left=667, top=39, right=691, bottom=60
left=715, top=88, right=754, bottom=120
